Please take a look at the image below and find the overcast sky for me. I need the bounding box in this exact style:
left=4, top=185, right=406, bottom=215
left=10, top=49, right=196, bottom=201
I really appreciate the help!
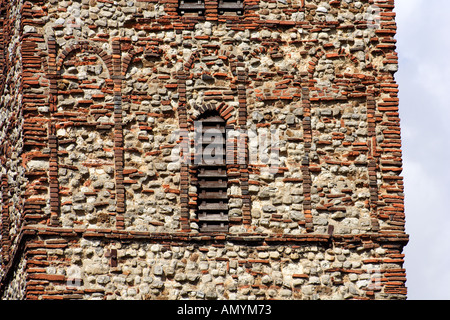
left=395, top=0, right=450, bottom=300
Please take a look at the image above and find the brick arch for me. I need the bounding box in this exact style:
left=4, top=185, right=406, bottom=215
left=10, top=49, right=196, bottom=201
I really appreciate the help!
left=183, top=48, right=238, bottom=80
left=121, top=47, right=143, bottom=76
left=306, top=48, right=363, bottom=84
left=55, top=41, right=113, bottom=77
left=182, top=48, right=241, bottom=126
left=183, top=50, right=201, bottom=72
left=121, top=45, right=167, bottom=77
left=191, top=102, right=235, bottom=126
left=246, top=45, right=303, bottom=72
left=245, top=44, right=305, bottom=100
left=248, top=46, right=268, bottom=59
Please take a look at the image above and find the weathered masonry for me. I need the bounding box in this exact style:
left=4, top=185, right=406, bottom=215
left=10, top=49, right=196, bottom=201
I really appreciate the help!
left=0, top=0, right=408, bottom=300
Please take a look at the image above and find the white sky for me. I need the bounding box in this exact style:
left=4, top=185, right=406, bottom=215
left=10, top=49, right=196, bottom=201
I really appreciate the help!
left=395, top=0, right=450, bottom=300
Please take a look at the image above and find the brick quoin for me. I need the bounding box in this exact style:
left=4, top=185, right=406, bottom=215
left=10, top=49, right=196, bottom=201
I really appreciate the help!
left=0, top=0, right=408, bottom=300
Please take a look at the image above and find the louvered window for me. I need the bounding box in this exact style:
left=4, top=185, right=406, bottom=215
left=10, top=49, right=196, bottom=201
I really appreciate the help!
left=195, top=112, right=229, bottom=233
left=218, top=0, right=243, bottom=15
left=178, top=0, right=205, bottom=15
left=178, top=0, right=243, bottom=15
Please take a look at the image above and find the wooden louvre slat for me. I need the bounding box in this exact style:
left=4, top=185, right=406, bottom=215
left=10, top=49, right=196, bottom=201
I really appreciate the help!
left=200, top=223, right=228, bottom=232
left=198, top=179, right=227, bottom=189
left=198, top=201, right=228, bottom=211
left=198, top=190, right=228, bottom=200
left=201, top=135, right=225, bottom=144
left=198, top=211, right=228, bottom=220
left=198, top=168, right=227, bottom=178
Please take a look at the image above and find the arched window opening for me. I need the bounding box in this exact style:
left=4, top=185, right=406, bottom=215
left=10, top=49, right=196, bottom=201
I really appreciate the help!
left=195, top=111, right=229, bottom=232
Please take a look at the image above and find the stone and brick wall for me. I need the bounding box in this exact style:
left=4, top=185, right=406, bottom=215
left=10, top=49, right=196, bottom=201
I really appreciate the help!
left=0, top=0, right=408, bottom=300
left=0, top=0, right=27, bottom=271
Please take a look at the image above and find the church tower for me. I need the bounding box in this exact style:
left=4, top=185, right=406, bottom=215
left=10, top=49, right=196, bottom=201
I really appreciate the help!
left=0, top=0, right=408, bottom=300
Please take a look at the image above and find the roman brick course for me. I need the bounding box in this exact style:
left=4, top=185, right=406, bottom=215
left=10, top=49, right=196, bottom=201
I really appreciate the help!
left=0, top=0, right=408, bottom=300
